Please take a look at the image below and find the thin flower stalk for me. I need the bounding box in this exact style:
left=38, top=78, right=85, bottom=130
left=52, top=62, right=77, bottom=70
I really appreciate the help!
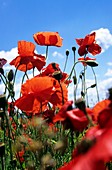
left=46, top=45, right=48, bottom=59
left=63, top=50, right=69, bottom=72
left=91, top=67, right=100, bottom=102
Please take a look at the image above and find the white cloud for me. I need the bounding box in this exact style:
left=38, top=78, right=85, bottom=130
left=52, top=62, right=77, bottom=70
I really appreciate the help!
left=0, top=47, right=18, bottom=71
left=68, top=77, right=112, bottom=107
left=52, top=51, right=64, bottom=58
left=0, top=47, right=18, bottom=63
left=105, top=69, right=112, bottom=76
left=107, top=62, right=112, bottom=66
left=91, top=28, right=112, bottom=52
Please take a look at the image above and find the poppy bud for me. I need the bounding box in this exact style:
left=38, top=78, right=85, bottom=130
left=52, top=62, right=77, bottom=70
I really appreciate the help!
left=79, top=74, right=82, bottom=79
left=66, top=49, right=69, bottom=56
left=52, top=71, right=63, bottom=81
left=73, top=76, right=77, bottom=84
left=81, top=91, right=85, bottom=97
left=75, top=98, right=86, bottom=112
left=51, top=63, right=57, bottom=70
left=0, top=68, right=4, bottom=75
left=7, top=69, right=14, bottom=82
left=90, top=84, right=96, bottom=88
left=81, top=72, right=84, bottom=76
left=72, top=46, right=76, bottom=52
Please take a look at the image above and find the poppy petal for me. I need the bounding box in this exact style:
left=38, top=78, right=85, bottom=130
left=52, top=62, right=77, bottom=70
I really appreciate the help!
left=15, top=93, right=34, bottom=112
left=92, top=99, right=111, bottom=121
left=83, top=32, right=96, bottom=46
left=78, top=45, right=88, bottom=56
left=88, top=43, right=102, bottom=55
left=18, top=41, right=35, bottom=57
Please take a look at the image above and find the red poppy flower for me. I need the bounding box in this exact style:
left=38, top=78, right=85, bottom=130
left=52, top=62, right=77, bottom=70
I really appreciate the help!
left=15, top=76, right=68, bottom=112
left=33, top=32, right=63, bottom=47
left=66, top=108, right=93, bottom=131
left=92, top=99, right=111, bottom=121
left=53, top=103, right=93, bottom=131
left=76, top=32, right=101, bottom=56
left=15, top=76, right=56, bottom=112
left=10, top=41, right=46, bottom=72
left=78, top=56, right=98, bottom=67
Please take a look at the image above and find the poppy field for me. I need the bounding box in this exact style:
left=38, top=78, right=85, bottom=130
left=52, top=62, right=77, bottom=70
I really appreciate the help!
left=0, top=31, right=112, bottom=170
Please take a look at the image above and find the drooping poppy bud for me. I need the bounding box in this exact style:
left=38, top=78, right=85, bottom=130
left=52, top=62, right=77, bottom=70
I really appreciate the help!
left=73, top=76, right=77, bottom=85
left=7, top=69, right=14, bottom=82
left=75, top=98, right=86, bottom=112
left=81, top=91, right=85, bottom=97
left=79, top=74, right=82, bottom=79
left=90, top=84, right=96, bottom=88
left=0, top=68, right=4, bottom=75
left=86, top=61, right=98, bottom=67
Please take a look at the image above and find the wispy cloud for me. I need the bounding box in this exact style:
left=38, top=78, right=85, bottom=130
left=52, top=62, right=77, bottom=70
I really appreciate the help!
left=107, top=62, right=112, bottom=66
left=68, top=77, right=112, bottom=107
left=105, top=69, right=112, bottom=76
left=52, top=51, right=64, bottom=58
left=91, top=28, right=112, bottom=52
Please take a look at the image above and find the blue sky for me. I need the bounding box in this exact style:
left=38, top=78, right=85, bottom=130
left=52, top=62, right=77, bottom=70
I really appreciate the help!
left=0, top=0, right=112, bottom=104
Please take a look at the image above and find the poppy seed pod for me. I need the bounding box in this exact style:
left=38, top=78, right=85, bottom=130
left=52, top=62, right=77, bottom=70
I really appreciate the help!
left=72, top=46, right=76, bottom=52
left=75, top=98, right=86, bottom=112
left=66, top=49, right=69, bottom=56
left=7, top=69, right=14, bottom=82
